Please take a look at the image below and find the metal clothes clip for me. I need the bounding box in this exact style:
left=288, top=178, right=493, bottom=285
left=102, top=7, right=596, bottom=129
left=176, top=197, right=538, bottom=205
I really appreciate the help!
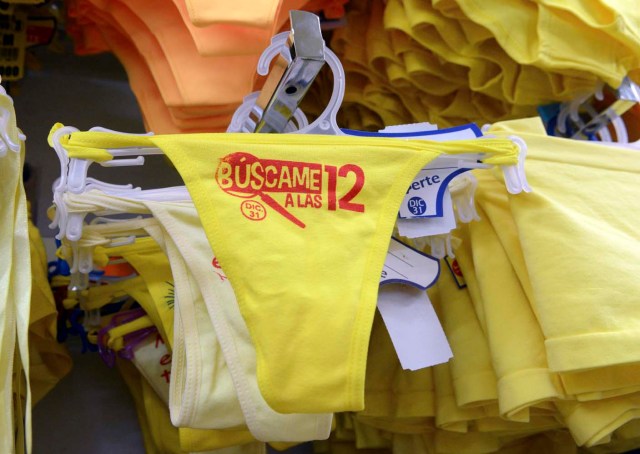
left=252, top=10, right=326, bottom=133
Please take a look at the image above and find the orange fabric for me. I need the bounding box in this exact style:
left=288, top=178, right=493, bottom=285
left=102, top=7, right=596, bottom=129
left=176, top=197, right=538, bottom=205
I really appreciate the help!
left=172, top=0, right=306, bottom=57
left=98, top=23, right=220, bottom=133
left=108, top=0, right=258, bottom=106
left=84, top=0, right=253, bottom=108
left=74, top=4, right=232, bottom=132
left=101, top=259, right=137, bottom=278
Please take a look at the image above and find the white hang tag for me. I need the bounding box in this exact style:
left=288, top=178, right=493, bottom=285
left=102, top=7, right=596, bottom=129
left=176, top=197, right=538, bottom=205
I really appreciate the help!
left=343, top=123, right=481, bottom=141
left=131, top=333, right=172, bottom=404
left=377, top=284, right=453, bottom=370
left=399, top=166, right=471, bottom=219
left=403, top=123, right=481, bottom=141
left=397, top=188, right=457, bottom=238
left=381, top=237, right=440, bottom=290
left=379, top=122, right=438, bottom=133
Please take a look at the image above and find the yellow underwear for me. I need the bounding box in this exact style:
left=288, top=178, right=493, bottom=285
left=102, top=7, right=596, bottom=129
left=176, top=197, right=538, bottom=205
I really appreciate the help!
left=62, top=128, right=519, bottom=413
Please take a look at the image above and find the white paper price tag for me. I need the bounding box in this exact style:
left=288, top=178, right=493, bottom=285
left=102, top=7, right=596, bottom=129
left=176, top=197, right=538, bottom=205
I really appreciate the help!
left=379, top=122, right=438, bottom=133
left=381, top=238, right=440, bottom=289
left=398, top=123, right=481, bottom=141
left=399, top=166, right=471, bottom=219
left=343, top=123, right=481, bottom=140
left=377, top=285, right=453, bottom=370
left=397, top=188, right=457, bottom=238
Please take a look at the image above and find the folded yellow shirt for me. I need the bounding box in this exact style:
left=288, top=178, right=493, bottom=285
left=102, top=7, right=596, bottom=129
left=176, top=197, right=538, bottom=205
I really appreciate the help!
left=433, top=361, right=485, bottom=432
left=455, top=0, right=638, bottom=87
left=535, top=0, right=640, bottom=87
left=474, top=168, right=640, bottom=401
left=386, top=0, right=598, bottom=104
left=556, top=392, right=640, bottom=447
left=435, top=257, right=498, bottom=410
left=467, top=213, right=565, bottom=418
left=357, top=312, right=435, bottom=434
left=359, top=312, right=400, bottom=419
left=488, top=118, right=640, bottom=375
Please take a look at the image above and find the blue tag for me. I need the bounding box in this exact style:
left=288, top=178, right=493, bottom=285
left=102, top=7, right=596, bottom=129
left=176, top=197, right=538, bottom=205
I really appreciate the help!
left=537, top=103, right=561, bottom=134
left=397, top=188, right=457, bottom=238
left=407, top=196, right=427, bottom=216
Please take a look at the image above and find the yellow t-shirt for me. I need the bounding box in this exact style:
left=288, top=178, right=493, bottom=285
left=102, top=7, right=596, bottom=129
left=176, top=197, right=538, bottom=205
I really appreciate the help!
left=435, top=256, right=498, bottom=410
left=489, top=118, right=640, bottom=375
left=454, top=0, right=639, bottom=87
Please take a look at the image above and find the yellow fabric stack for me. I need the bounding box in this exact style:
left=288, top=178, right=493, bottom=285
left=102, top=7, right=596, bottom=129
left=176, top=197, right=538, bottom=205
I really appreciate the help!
left=300, top=117, right=640, bottom=453
left=0, top=99, right=31, bottom=454
left=325, top=0, right=640, bottom=130
left=26, top=210, right=72, bottom=406
left=340, top=117, right=640, bottom=453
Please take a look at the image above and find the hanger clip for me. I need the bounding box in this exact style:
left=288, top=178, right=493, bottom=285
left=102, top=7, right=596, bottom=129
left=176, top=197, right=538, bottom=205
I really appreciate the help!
left=501, top=136, right=532, bottom=195
left=449, top=173, right=481, bottom=223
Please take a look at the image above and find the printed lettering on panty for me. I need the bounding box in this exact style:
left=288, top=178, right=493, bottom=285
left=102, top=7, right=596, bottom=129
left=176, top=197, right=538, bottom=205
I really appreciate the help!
left=216, top=152, right=365, bottom=228
left=132, top=333, right=171, bottom=402
left=211, top=257, right=228, bottom=282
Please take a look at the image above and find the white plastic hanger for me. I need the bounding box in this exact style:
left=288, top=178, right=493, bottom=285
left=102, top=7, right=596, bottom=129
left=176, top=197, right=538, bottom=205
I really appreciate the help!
left=227, top=32, right=310, bottom=133
left=227, top=30, right=345, bottom=136
left=0, top=82, right=26, bottom=158
left=556, top=84, right=630, bottom=143
left=449, top=173, right=481, bottom=224
left=66, top=217, right=157, bottom=273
